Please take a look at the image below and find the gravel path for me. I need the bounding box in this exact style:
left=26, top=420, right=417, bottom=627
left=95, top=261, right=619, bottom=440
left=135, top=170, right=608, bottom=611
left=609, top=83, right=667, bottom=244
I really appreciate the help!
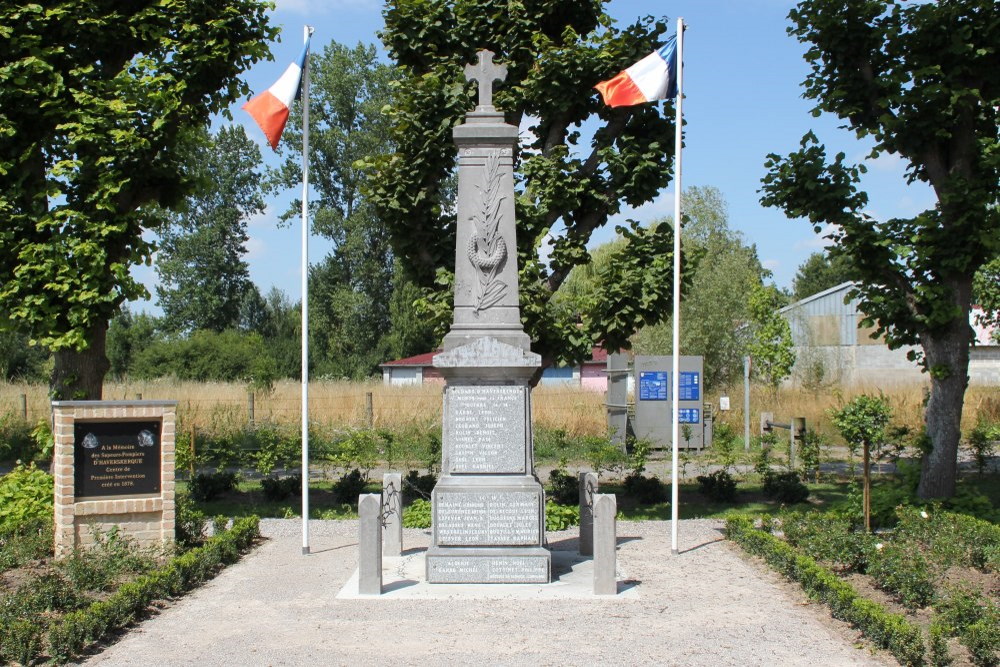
left=84, top=519, right=893, bottom=666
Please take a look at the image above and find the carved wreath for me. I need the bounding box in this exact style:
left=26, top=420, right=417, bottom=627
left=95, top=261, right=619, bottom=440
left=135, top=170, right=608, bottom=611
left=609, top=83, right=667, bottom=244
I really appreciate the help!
left=468, top=150, right=508, bottom=313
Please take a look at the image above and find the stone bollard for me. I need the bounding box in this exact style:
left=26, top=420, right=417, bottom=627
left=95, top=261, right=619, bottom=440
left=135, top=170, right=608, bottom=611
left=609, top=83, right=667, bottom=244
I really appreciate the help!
left=578, top=472, right=598, bottom=556
left=382, top=473, right=402, bottom=557
left=593, top=493, right=617, bottom=596
left=358, top=494, right=382, bottom=595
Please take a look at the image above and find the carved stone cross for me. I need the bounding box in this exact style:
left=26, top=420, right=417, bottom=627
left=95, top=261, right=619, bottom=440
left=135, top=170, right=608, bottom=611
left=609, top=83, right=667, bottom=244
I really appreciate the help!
left=464, top=49, right=507, bottom=109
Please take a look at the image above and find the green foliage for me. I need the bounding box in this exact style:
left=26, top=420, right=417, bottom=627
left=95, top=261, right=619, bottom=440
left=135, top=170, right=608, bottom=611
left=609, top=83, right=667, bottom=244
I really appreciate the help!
left=259, top=475, right=301, bottom=503
left=175, top=490, right=208, bottom=549
left=46, top=516, right=259, bottom=664
left=403, top=470, right=437, bottom=501
left=791, top=252, right=856, bottom=302
left=0, top=0, right=278, bottom=399
left=753, top=433, right=777, bottom=477
left=725, top=516, right=926, bottom=666
left=965, top=422, right=999, bottom=476
left=547, top=466, right=579, bottom=506
left=106, top=308, right=162, bottom=380
left=0, top=462, right=53, bottom=533
left=156, top=125, right=265, bottom=335
left=760, top=0, right=1000, bottom=500
left=961, top=620, right=1000, bottom=667
left=0, top=328, right=49, bottom=382
left=973, top=256, right=1000, bottom=338
left=630, top=187, right=770, bottom=388
left=697, top=470, right=738, bottom=503
left=762, top=471, right=810, bottom=504
left=249, top=423, right=300, bottom=476
left=798, top=428, right=825, bottom=481
left=332, top=469, right=367, bottom=505
left=622, top=473, right=666, bottom=505
left=188, top=471, right=239, bottom=503
left=746, top=283, right=796, bottom=390
left=710, top=421, right=741, bottom=471
left=402, top=498, right=432, bottom=529
left=132, top=329, right=277, bottom=389
left=830, top=394, right=893, bottom=457
left=0, top=414, right=36, bottom=463
left=867, top=542, right=935, bottom=609
left=61, top=527, right=156, bottom=592
left=0, top=519, right=53, bottom=572
left=545, top=501, right=580, bottom=531
left=367, top=0, right=680, bottom=369
left=928, top=619, right=952, bottom=667
left=584, top=439, right=628, bottom=478
left=780, top=512, right=872, bottom=572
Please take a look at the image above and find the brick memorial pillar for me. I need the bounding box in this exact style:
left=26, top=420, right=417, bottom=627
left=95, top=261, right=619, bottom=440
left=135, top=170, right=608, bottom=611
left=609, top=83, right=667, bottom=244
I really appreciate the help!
left=52, top=400, right=177, bottom=557
left=424, top=50, right=550, bottom=583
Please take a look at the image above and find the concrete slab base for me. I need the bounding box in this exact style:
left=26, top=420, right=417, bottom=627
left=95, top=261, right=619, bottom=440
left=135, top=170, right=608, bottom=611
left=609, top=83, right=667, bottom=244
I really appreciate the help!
left=336, top=548, right=639, bottom=600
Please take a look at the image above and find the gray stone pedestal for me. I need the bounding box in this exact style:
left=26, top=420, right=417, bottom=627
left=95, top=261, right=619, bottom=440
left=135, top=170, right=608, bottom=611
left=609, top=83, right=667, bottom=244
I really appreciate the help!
left=425, top=338, right=550, bottom=583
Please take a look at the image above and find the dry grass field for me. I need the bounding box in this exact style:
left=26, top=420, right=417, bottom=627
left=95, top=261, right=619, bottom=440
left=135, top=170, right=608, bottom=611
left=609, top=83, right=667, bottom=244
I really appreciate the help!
left=0, top=379, right=996, bottom=445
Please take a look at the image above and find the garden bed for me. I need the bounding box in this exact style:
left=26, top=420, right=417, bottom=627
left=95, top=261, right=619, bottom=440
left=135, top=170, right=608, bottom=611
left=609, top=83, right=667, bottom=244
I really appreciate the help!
left=726, top=508, right=999, bottom=666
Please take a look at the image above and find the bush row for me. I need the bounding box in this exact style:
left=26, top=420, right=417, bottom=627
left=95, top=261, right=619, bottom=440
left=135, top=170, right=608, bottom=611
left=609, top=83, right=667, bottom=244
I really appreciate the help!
left=725, top=516, right=926, bottom=666
left=43, top=516, right=260, bottom=664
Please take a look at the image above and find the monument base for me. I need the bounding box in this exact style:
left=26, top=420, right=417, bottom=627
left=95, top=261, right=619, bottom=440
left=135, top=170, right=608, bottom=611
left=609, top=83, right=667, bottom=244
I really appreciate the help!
left=425, top=546, right=551, bottom=583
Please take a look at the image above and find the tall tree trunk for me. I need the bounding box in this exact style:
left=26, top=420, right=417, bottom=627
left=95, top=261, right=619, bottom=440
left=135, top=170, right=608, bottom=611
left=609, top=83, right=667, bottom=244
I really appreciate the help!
left=917, top=314, right=971, bottom=500
left=51, top=321, right=110, bottom=400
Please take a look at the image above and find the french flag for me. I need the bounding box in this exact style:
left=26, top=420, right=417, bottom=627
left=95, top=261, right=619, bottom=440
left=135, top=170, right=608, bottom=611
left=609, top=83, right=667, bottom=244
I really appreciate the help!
left=243, top=37, right=311, bottom=150
left=595, top=36, right=678, bottom=107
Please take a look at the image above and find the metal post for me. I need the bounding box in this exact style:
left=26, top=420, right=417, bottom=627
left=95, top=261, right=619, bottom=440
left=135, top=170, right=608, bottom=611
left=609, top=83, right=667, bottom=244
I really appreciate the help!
left=743, top=356, right=750, bottom=451
left=670, top=16, right=685, bottom=558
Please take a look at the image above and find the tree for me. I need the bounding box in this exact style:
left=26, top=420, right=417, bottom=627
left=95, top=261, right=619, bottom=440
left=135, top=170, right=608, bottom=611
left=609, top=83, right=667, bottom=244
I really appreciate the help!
left=759, top=0, right=999, bottom=498
left=791, top=252, right=856, bottom=302
left=973, top=256, right=1000, bottom=341
left=830, top=394, right=892, bottom=532
left=105, top=308, right=161, bottom=380
left=746, top=283, right=796, bottom=392
left=155, top=126, right=266, bottom=334
left=0, top=328, right=48, bottom=382
left=0, top=2, right=277, bottom=399
left=366, top=1, right=679, bottom=371
left=628, top=187, right=769, bottom=389
left=274, top=40, right=431, bottom=377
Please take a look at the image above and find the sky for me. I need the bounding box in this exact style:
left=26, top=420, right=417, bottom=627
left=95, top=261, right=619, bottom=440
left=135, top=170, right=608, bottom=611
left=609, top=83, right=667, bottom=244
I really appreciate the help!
left=132, top=0, right=936, bottom=314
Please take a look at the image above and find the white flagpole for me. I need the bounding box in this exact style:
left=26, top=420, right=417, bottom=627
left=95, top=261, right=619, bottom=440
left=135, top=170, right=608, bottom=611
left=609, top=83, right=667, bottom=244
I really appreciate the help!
left=670, top=17, right=685, bottom=557
left=301, top=24, right=314, bottom=556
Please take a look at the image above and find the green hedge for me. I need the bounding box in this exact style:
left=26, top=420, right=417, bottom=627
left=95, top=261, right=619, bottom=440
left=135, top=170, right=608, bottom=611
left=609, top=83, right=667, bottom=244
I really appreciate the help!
left=46, top=516, right=259, bottom=663
left=725, top=516, right=926, bottom=666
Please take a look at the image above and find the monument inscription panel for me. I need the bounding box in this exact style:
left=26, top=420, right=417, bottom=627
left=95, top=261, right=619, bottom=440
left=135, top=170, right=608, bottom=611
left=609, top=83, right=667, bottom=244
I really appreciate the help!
left=74, top=421, right=161, bottom=497
left=427, top=555, right=549, bottom=583
left=448, top=385, right=525, bottom=473
left=436, top=491, right=539, bottom=545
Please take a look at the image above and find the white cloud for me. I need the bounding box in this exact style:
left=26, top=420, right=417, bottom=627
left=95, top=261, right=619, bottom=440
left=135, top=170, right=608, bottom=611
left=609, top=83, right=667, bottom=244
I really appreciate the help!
left=245, top=237, right=267, bottom=260
left=763, top=259, right=780, bottom=272
left=248, top=203, right=278, bottom=228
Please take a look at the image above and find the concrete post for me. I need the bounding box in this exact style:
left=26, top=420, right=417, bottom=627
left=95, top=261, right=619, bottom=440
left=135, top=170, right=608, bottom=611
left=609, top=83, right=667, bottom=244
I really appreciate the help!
left=19, top=393, right=27, bottom=420
left=382, top=473, right=402, bottom=557
left=365, top=392, right=374, bottom=428
left=248, top=391, right=255, bottom=426
left=593, top=493, right=617, bottom=596
left=578, top=472, right=597, bottom=556
left=358, top=494, right=382, bottom=595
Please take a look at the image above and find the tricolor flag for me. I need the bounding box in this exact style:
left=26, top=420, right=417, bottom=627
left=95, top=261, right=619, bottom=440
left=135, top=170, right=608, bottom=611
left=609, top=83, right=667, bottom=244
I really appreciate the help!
left=243, top=36, right=311, bottom=150
left=595, top=35, right=678, bottom=107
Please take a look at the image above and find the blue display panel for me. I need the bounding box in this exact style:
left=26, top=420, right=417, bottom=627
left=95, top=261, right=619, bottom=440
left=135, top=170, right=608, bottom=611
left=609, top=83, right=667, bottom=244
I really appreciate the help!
left=678, top=408, right=700, bottom=424
left=678, top=372, right=700, bottom=401
left=639, top=371, right=668, bottom=400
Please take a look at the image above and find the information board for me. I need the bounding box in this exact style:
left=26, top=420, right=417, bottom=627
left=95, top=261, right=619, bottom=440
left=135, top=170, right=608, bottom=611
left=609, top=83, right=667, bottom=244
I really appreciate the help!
left=678, top=408, right=700, bottom=424
left=678, top=372, right=700, bottom=400
left=639, top=371, right=668, bottom=401
left=74, top=421, right=161, bottom=497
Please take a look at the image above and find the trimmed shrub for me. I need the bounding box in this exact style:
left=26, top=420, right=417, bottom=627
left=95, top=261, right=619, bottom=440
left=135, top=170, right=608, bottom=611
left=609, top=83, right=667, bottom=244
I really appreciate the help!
left=763, top=471, right=809, bottom=504
left=725, top=516, right=925, bottom=666
left=188, top=470, right=238, bottom=502
left=332, top=468, right=367, bottom=505
left=697, top=470, right=738, bottom=502
left=46, top=516, right=259, bottom=663
left=260, top=475, right=301, bottom=502
left=961, top=620, right=1000, bottom=667
left=780, top=512, right=872, bottom=572
left=0, top=518, right=53, bottom=571
left=403, top=470, right=437, bottom=501
left=547, top=467, right=578, bottom=505
left=623, top=472, right=667, bottom=505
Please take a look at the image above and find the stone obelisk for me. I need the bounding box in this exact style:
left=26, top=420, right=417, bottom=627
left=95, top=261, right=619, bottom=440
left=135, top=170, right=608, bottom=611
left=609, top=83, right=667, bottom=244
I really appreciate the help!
left=425, top=50, right=550, bottom=584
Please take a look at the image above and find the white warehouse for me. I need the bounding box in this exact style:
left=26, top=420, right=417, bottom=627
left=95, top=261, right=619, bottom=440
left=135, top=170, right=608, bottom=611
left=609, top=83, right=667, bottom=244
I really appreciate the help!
left=780, top=282, right=999, bottom=387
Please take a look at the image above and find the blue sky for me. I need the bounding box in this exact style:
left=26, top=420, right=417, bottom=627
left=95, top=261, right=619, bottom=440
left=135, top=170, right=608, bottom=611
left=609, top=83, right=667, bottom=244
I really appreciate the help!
left=133, top=0, right=935, bottom=313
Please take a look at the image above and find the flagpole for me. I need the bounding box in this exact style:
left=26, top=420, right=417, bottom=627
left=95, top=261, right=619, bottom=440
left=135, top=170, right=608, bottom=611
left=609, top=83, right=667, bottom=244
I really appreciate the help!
left=670, top=17, right=684, bottom=557
left=301, top=24, right=314, bottom=556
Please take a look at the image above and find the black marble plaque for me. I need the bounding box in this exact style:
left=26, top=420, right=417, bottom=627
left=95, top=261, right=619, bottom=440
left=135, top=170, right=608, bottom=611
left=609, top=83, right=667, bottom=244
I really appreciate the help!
left=74, top=421, right=161, bottom=497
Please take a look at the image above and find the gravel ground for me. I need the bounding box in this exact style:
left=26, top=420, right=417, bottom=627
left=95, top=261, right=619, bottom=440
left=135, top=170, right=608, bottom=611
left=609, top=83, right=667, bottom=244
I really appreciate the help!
left=84, top=519, right=894, bottom=667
